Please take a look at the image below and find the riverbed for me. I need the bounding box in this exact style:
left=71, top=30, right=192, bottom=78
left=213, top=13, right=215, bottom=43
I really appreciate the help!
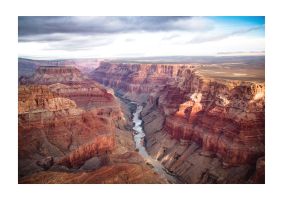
left=132, top=103, right=182, bottom=184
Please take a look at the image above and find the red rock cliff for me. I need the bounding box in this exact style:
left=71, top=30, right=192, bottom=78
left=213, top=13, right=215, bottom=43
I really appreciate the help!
left=19, top=66, right=166, bottom=184
left=20, top=66, right=87, bottom=85
left=91, top=62, right=265, bottom=183
left=18, top=85, right=117, bottom=175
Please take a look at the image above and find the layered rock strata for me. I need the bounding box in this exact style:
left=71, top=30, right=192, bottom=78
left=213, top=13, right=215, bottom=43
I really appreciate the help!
left=19, top=66, right=165, bottom=183
left=18, top=84, right=117, bottom=175
left=19, top=66, right=87, bottom=85
left=92, top=62, right=265, bottom=183
left=91, top=62, right=192, bottom=102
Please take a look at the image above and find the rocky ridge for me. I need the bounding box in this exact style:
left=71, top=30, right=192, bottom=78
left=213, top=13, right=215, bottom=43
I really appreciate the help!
left=19, top=66, right=87, bottom=85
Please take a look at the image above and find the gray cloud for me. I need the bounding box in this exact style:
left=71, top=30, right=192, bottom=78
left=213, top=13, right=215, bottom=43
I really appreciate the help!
left=18, top=16, right=216, bottom=53
left=19, top=33, right=70, bottom=42
left=18, top=16, right=217, bottom=51
left=189, top=25, right=264, bottom=44
left=18, top=16, right=213, bottom=42
left=19, top=17, right=127, bottom=37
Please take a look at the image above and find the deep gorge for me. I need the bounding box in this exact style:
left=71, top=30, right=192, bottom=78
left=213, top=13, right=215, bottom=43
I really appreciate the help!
left=91, top=62, right=265, bottom=184
left=18, top=61, right=265, bottom=184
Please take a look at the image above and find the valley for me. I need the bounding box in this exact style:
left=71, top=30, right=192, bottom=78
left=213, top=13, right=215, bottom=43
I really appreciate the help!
left=18, top=57, right=265, bottom=184
left=18, top=65, right=166, bottom=184
left=91, top=60, right=265, bottom=183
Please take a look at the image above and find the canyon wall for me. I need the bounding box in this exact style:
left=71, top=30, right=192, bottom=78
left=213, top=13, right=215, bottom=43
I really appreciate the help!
left=18, top=58, right=102, bottom=77
left=19, top=66, right=165, bottom=183
left=91, top=62, right=191, bottom=102
left=92, top=62, right=265, bottom=183
left=19, top=66, right=88, bottom=84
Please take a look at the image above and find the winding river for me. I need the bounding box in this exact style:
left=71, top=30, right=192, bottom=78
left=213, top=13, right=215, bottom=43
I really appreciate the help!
left=132, top=104, right=182, bottom=183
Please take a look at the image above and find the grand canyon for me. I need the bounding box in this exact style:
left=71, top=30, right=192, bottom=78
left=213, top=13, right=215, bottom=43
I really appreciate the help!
left=18, top=16, right=265, bottom=184
left=18, top=56, right=265, bottom=184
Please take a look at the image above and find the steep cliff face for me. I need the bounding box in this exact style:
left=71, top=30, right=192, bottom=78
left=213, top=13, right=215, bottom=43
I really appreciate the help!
left=18, top=85, right=117, bottom=176
left=19, top=66, right=165, bottom=183
left=161, top=80, right=265, bottom=166
left=91, top=62, right=265, bottom=183
left=20, top=66, right=87, bottom=85
left=142, top=78, right=265, bottom=183
left=92, top=62, right=193, bottom=102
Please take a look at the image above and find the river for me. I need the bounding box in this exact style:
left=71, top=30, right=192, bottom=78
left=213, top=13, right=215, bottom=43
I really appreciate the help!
left=132, top=103, right=182, bottom=184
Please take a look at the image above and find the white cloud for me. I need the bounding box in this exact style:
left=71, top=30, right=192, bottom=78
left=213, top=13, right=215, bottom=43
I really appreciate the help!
left=171, top=17, right=214, bottom=31
left=18, top=31, right=265, bottom=58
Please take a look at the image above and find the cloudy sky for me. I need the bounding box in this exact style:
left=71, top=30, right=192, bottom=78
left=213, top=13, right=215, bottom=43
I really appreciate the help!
left=18, top=16, right=265, bottom=59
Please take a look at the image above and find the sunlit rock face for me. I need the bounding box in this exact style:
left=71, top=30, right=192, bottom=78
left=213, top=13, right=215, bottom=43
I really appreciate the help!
left=163, top=80, right=265, bottom=166
left=146, top=75, right=265, bottom=183
left=47, top=82, right=116, bottom=108
left=92, top=61, right=265, bottom=183
left=18, top=84, right=117, bottom=177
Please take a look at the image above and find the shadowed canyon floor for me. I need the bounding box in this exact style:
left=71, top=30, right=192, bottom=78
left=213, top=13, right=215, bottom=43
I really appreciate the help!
left=19, top=57, right=265, bottom=184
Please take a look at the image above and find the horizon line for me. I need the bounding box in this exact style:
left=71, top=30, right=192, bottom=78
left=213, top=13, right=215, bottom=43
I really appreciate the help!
left=18, top=53, right=265, bottom=61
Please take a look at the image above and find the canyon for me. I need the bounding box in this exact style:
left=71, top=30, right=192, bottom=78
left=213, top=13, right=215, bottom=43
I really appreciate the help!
left=18, top=65, right=166, bottom=183
left=91, top=60, right=265, bottom=183
left=19, top=57, right=265, bottom=184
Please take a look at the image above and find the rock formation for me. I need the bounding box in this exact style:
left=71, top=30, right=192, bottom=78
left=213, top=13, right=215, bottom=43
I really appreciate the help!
left=19, top=66, right=165, bottom=183
left=92, top=62, right=197, bottom=102
left=20, top=66, right=87, bottom=85
left=18, top=58, right=102, bottom=77
left=19, top=162, right=164, bottom=184
left=91, top=61, right=265, bottom=183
